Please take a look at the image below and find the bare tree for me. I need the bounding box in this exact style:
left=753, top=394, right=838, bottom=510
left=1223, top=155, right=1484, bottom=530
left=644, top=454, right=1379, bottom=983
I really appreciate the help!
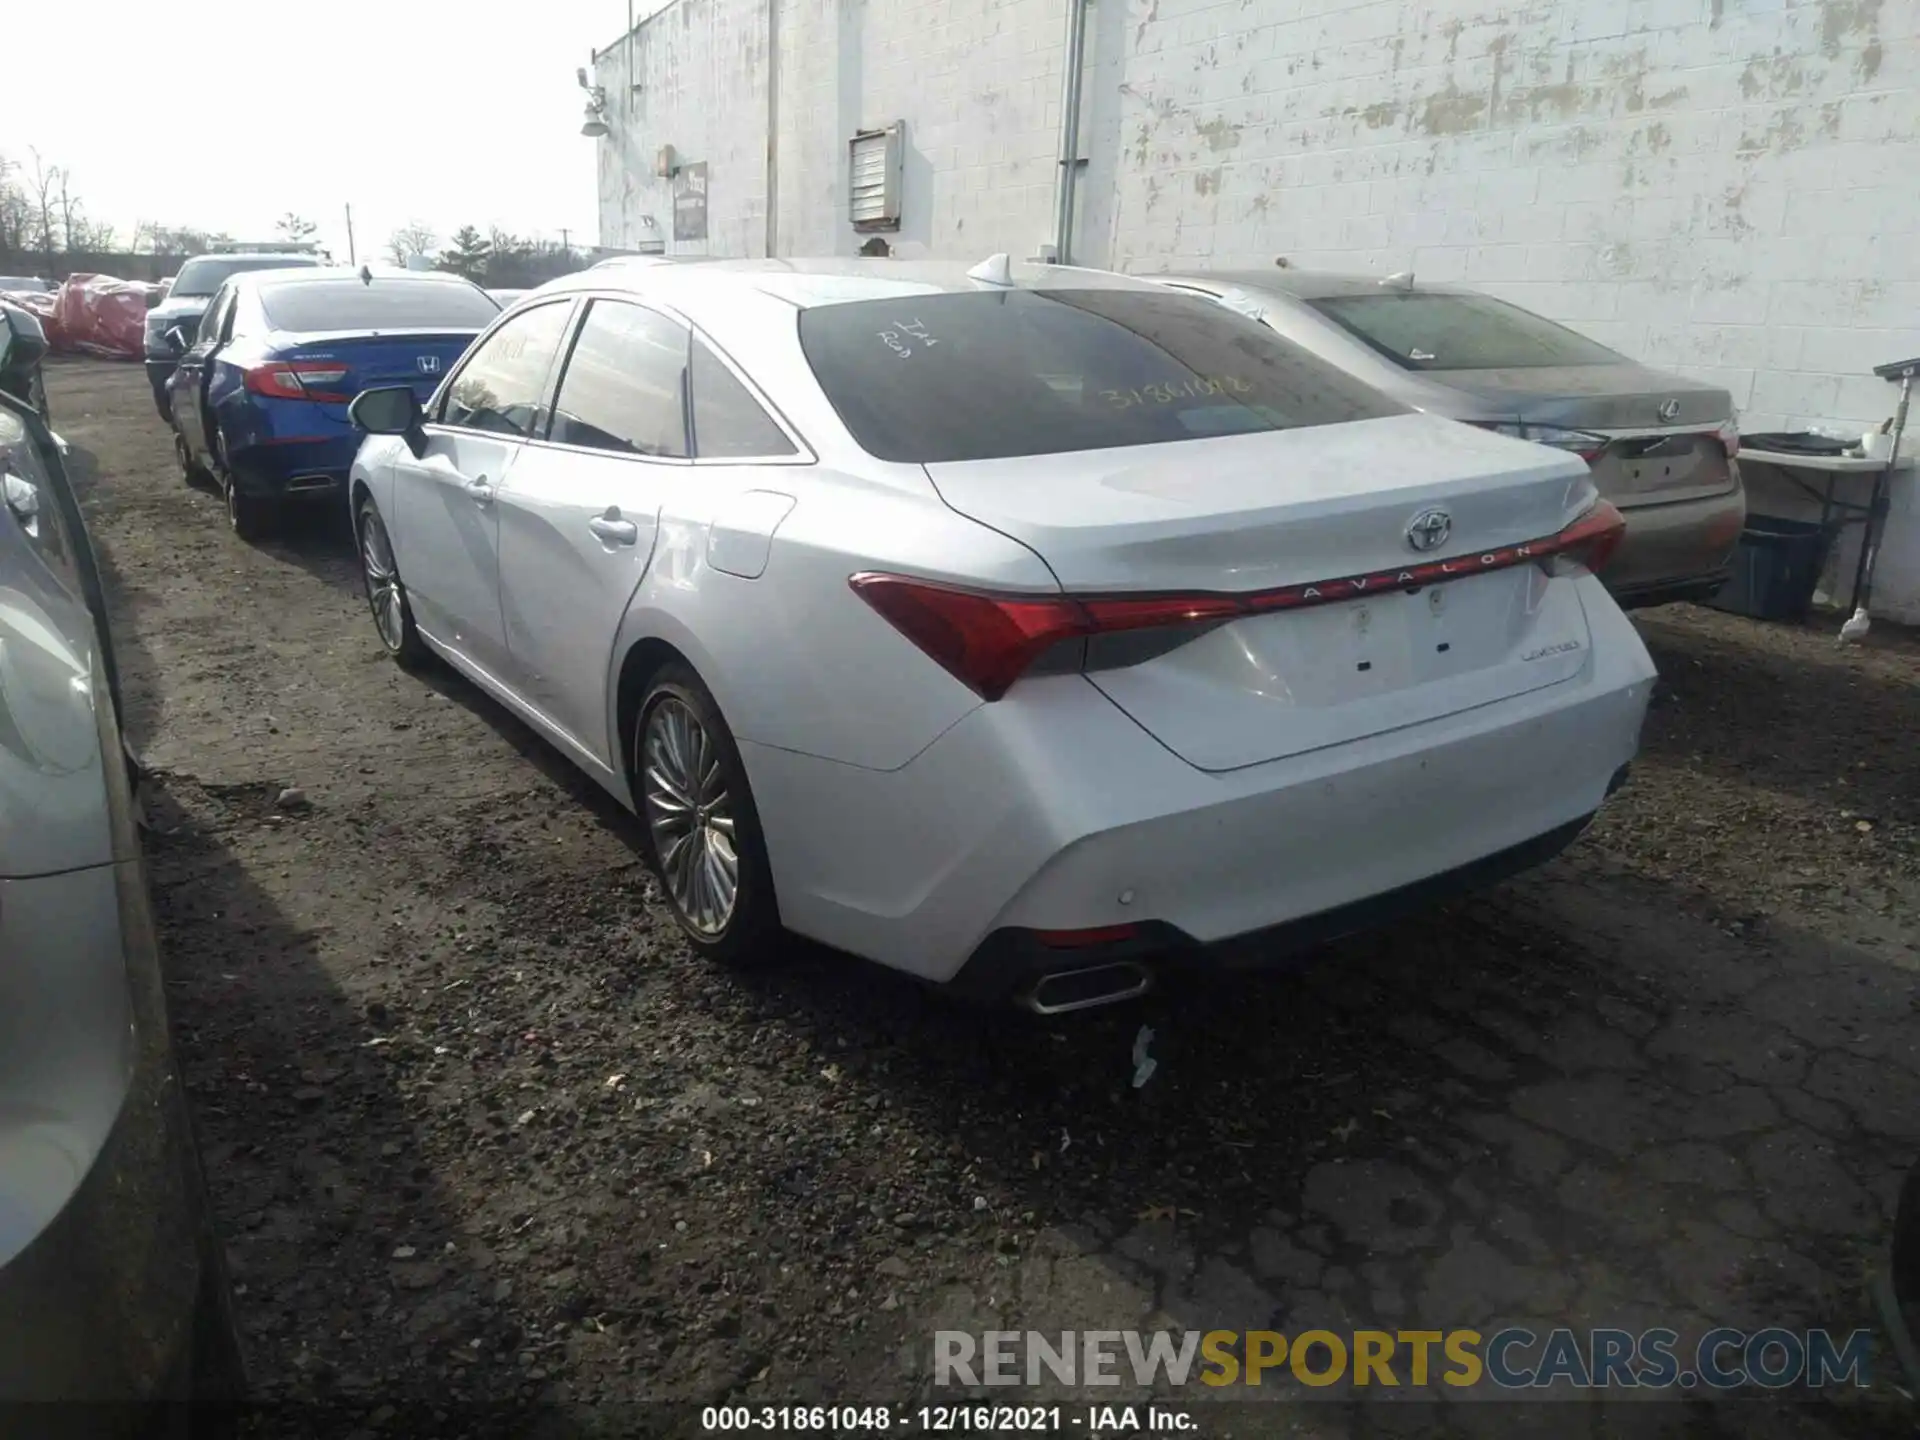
left=28, top=149, right=62, bottom=264
left=386, top=221, right=438, bottom=266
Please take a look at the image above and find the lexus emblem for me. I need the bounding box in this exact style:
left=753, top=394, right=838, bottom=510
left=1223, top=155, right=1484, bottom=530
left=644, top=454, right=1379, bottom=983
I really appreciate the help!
left=417, top=354, right=442, bottom=375
left=1657, top=397, right=1680, bottom=421
left=1406, top=507, right=1452, bottom=553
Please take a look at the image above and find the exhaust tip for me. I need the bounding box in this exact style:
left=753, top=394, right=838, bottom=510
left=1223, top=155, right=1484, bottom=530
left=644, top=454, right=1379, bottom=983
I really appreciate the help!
left=1021, top=961, right=1154, bottom=1016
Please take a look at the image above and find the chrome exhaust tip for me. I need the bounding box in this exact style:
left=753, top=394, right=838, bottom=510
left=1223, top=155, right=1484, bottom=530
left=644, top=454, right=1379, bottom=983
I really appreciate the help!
left=1021, top=961, right=1154, bottom=1016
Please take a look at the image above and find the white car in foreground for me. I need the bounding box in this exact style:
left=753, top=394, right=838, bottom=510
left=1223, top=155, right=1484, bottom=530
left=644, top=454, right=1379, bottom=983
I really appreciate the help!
left=346, top=257, right=1656, bottom=1012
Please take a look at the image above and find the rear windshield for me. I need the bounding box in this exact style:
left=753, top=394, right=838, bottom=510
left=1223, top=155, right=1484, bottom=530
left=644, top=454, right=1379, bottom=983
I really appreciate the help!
left=797, top=288, right=1404, bottom=464
left=260, top=280, right=500, bottom=333
left=1307, top=292, right=1625, bottom=372
left=170, top=256, right=318, bottom=297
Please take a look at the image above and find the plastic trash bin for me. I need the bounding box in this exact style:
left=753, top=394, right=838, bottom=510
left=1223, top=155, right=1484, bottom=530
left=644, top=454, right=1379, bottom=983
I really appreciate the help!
left=1706, top=515, right=1832, bottom=623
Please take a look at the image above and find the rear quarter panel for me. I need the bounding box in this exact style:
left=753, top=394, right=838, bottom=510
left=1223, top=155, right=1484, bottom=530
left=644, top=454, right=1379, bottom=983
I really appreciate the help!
left=605, top=465, right=1058, bottom=780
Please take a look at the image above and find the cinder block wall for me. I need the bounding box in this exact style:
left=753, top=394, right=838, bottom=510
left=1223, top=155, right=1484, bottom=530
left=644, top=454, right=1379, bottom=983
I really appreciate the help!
left=1099, top=0, right=1918, bottom=435
left=598, top=0, right=1916, bottom=433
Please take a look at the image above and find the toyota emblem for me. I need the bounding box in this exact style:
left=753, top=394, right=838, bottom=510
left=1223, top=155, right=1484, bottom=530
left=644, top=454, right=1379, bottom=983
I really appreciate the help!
left=417, top=354, right=442, bottom=375
left=1406, top=507, right=1452, bottom=553
left=1657, top=397, right=1680, bottom=421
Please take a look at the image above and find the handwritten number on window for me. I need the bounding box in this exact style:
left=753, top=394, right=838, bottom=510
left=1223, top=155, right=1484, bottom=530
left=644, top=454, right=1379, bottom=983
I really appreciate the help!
left=877, top=317, right=938, bottom=359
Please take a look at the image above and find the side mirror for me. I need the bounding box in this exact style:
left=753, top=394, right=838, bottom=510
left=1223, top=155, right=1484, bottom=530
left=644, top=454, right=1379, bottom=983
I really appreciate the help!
left=0, top=303, right=49, bottom=377
left=350, top=385, right=427, bottom=456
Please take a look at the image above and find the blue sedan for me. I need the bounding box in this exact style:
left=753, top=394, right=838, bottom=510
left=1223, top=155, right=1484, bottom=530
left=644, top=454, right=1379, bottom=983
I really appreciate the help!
left=166, top=267, right=500, bottom=538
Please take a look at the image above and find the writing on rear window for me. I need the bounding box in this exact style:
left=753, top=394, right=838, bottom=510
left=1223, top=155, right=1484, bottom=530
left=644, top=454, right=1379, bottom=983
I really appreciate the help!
left=877, top=317, right=938, bottom=358
left=1104, top=376, right=1253, bottom=408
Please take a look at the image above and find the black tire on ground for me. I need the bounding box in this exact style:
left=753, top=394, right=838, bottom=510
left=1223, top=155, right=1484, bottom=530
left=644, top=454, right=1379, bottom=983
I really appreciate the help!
left=1894, top=1158, right=1920, bottom=1309
left=223, top=474, right=276, bottom=542
left=173, top=432, right=204, bottom=485
left=633, top=662, right=781, bottom=966
left=353, top=494, right=430, bottom=671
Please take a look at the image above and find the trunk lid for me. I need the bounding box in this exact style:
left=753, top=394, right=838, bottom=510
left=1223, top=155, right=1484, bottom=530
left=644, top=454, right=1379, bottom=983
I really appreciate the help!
left=270, top=329, right=481, bottom=420
left=1437, top=365, right=1738, bottom=506
left=924, top=411, right=1602, bottom=772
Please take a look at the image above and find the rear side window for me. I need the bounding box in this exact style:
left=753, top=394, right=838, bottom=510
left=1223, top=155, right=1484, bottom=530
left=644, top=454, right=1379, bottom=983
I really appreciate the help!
left=439, top=300, right=575, bottom=436
left=797, top=288, right=1403, bottom=464
left=548, top=300, right=689, bottom=458
left=261, top=279, right=499, bottom=333
left=690, top=339, right=795, bottom=458
left=1308, top=292, right=1625, bottom=372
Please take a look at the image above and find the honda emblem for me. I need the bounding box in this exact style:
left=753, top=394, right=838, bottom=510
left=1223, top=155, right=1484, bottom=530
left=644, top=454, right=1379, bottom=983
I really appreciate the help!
left=417, top=354, right=442, bottom=375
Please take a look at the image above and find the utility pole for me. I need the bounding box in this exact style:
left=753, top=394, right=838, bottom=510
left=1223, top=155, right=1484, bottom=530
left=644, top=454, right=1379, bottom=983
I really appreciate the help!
left=560, top=227, right=571, bottom=255
left=344, top=203, right=357, bottom=265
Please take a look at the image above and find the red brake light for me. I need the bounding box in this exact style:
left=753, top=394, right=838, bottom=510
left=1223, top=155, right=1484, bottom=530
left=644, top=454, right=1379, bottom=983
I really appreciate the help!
left=244, top=361, right=352, bottom=402
left=850, top=500, right=1631, bottom=700
left=1551, top=498, right=1626, bottom=574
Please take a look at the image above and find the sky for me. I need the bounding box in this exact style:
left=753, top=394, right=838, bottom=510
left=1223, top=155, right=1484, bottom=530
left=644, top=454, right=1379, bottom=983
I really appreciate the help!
left=4, top=0, right=652, bottom=262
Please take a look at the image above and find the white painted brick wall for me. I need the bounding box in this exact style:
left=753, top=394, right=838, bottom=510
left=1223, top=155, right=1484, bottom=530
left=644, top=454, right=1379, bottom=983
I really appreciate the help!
left=598, top=0, right=1920, bottom=616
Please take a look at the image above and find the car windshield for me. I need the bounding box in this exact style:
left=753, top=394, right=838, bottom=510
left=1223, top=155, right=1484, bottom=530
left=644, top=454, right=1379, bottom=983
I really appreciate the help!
left=797, top=287, right=1404, bottom=464
left=170, top=256, right=317, bottom=298
left=259, top=280, right=500, bottom=332
left=1307, top=292, right=1626, bottom=372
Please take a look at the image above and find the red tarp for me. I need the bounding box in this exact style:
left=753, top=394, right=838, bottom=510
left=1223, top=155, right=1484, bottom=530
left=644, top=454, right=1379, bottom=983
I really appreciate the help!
left=48, top=273, right=154, bottom=359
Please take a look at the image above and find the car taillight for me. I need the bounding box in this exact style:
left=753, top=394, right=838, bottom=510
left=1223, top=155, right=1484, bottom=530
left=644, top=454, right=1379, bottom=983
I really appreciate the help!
left=850, top=500, right=1630, bottom=700
left=1540, top=498, right=1627, bottom=576
left=244, top=361, right=351, bottom=402
left=1471, top=420, right=1608, bottom=464
left=1716, top=416, right=1740, bottom=459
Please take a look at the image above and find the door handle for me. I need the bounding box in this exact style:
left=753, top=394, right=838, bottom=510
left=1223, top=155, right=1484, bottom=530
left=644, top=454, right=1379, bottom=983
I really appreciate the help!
left=589, top=512, right=639, bottom=546
left=465, top=476, right=494, bottom=505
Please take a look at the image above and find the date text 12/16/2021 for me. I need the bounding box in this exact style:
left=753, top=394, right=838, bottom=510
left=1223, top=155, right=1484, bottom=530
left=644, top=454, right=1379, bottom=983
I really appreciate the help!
left=701, top=1405, right=1195, bottom=1432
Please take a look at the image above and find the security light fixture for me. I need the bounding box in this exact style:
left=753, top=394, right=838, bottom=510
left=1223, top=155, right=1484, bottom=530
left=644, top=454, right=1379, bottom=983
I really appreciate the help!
left=577, top=66, right=610, bottom=137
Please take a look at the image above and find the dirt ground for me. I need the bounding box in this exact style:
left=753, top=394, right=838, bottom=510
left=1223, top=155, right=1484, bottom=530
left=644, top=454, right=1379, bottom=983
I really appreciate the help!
left=47, top=357, right=1920, bottom=1437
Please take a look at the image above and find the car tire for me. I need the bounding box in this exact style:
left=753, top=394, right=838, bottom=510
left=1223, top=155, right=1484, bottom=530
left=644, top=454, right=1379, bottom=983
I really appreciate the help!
left=633, top=663, right=780, bottom=966
left=173, top=432, right=205, bottom=486
left=354, top=495, right=429, bottom=670
left=223, top=474, right=275, bottom=541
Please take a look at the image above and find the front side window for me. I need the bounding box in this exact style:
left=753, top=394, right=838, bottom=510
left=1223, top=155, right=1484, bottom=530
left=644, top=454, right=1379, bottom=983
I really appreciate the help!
left=547, top=300, right=689, bottom=458
left=797, top=287, right=1404, bottom=464
left=438, top=301, right=576, bottom=436
left=689, top=339, right=795, bottom=459
left=1307, top=292, right=1626, bottom=372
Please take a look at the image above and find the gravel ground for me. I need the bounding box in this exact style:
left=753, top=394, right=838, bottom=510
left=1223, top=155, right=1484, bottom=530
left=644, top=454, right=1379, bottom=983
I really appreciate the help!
left=48, top=358, right=1920, bottom=1437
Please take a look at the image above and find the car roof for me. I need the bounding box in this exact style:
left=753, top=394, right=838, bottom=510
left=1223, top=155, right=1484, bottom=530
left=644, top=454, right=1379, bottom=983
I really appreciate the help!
left=1156, top=268, right=1477, bottom=302
left=186, top=251, right=321, bottom=264
left=544, top=257, right=1167, bottom=311
left=238, top=266, right=481, bottom=292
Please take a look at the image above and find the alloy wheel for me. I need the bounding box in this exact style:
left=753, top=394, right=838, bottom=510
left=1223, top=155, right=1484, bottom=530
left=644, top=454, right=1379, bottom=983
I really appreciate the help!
left=641, top=697, right=738, bottom=935
left=359, top=509, right=405, bottom=652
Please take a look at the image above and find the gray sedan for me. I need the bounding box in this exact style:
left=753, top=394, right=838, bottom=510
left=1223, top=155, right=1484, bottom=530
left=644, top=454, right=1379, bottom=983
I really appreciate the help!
left=1146, top=269, right=1746, bottom=607
left=0, top=308, right=242, bottom=1409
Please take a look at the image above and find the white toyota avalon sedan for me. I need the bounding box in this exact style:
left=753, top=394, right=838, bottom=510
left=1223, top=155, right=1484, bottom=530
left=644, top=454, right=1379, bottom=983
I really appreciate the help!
left=345, top=257, right=1656, bottom=1013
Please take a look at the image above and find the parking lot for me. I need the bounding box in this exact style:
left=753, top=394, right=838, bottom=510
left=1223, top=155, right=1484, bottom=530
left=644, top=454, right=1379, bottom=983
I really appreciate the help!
left=48, top=353, right=1920, bottom=1434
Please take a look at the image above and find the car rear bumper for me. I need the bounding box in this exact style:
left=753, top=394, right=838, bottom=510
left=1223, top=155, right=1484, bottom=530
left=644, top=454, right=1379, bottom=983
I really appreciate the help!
left=1601, top=481, right=1745, bottom=605
left=743, top=575, right=1657, bottom=991
left=227, top=435, right=359, bottom=498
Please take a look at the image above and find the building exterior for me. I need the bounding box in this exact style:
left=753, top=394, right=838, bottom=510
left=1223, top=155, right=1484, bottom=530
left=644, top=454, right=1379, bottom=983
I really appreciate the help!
left=591, top=0, right=1920, bottom=615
